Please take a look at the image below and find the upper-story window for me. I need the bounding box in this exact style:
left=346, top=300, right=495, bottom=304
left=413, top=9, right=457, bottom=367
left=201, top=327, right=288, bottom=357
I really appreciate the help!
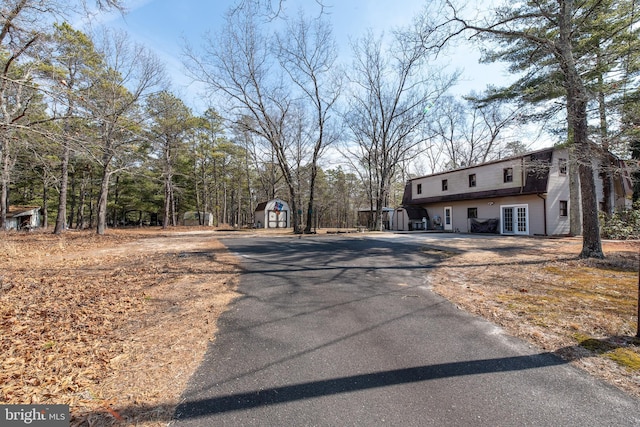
left=559, top=158, right=567, bottom=175
left=417, top=183, right=422, bottom=195
left=503, top=167, right=513, bottom=183
left=442, top=179, right=448, bottom=191
left=469, top=174, right=476, bottom=187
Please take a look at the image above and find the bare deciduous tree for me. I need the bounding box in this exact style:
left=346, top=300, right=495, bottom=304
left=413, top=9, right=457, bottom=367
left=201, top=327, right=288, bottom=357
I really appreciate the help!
left=276, top=11, right=341, bottom=233
left=344, top=28, right=457, bottom=230
left=185, top=0, right=334, bottom=232
left=428, top=94, right=521, bottom=171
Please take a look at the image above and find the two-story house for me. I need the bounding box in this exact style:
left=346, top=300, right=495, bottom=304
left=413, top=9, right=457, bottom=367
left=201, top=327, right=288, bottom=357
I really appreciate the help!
left=394, top=147, right=631, bottom=236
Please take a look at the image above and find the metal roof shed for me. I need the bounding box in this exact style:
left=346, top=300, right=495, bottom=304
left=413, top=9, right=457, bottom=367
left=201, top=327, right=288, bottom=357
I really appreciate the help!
left=254, top=199, right=291, bottom=229
left=5, top=206, right=41, bottom=231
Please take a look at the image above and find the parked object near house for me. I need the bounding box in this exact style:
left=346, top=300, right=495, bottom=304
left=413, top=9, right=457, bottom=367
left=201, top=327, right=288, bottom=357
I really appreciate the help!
left=357, top=207, right=393, bottom=230
left=391, top=206, right=429, bottom=231
left=183, top=211, right=214, bottom=226
left=5, top=206, right=41, bottom=231
left=254, top=199, right=291, bottom=229
left=401, top=147, right=632, bottom=236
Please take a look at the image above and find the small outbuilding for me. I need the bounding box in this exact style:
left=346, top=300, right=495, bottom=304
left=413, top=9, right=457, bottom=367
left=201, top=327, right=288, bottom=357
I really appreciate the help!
left=254, top=199, right=291, bottom=229
left=5, top=206, right=41, bottom=231
left=357, top=207, right=394, bottom=230
left=183, top=211, right=214, bottom=226
left=391, top=206, right=429, bottom=231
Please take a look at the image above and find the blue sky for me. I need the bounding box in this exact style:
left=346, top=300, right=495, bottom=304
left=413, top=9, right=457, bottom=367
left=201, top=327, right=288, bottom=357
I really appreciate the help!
left=95, top=0, right=509, bottom=115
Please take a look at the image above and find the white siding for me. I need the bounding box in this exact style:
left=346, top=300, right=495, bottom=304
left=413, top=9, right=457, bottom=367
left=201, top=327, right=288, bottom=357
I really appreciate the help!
left=423, top=195, right=545, bottom=235
left=412, top=158, right=525, bottom=201
left=546, top=149, right=571, bottom=235
left=392, top=209, right=409, bottom=231
left=255, top=199, right=291, bottom=229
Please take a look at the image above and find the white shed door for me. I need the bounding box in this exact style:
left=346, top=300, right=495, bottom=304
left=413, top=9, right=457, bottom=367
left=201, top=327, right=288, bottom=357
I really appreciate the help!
left=268, top=210, right=288, bottom=228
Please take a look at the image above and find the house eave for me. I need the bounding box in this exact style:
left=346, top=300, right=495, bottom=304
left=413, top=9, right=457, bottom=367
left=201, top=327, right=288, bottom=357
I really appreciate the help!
left=405, top=187, right=547, bottom=205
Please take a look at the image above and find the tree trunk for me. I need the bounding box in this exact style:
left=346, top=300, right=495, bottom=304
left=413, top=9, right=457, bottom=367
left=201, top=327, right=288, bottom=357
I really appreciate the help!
left=68, top=170, right=77, bottom=229
left=559, top=0, right=603, bottom=258
left=597, top=53, right=613, bottom=216
left=77, top=170, right=88, bottom=229
left=171, top=183, right=177, bottom=226
left=42, top=183, right=48, bottom=230
left=222, top=182, right=227, bottom=225
left=0, top=137, right=9, bottom=229
left=569, top=149, right=582, bottom=236
left=0, top=183, right=6, bottom=229
left=163, top=176, right=171, bottom=229
left=304, top=164, right=318, bottom=234
left=237, top=178, right=242, bottom=227
left=287, top=184, right=300, bottom=233
left=577, top=151, right=603, bottom=258
left=96, top=167, right=111, bottom=235
left=53, top=141, right=70, bottom=234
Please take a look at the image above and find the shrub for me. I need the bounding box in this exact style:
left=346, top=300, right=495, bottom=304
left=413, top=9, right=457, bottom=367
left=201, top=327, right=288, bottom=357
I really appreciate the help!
left=599, top=202, right=640, bottom=240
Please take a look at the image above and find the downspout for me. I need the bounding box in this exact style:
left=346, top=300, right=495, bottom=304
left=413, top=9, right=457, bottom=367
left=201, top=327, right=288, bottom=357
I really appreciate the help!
left=521, top=157, right=526, bottom=193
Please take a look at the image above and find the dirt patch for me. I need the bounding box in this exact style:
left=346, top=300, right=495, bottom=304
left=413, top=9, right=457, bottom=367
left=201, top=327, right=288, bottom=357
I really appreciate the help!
left=0, top=228, right=241, bottom=426
left=426, top=236, right=640, bottom=398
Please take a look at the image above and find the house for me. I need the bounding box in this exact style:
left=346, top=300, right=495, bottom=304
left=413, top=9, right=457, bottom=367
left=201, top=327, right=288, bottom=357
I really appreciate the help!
left=391, top=206, right=429, bottom=231
left=254, top=199, right=291, bottom=229
left=183, top=211, right=214, bottom=226
left=400, top=147, right=631, bottom=236
left=5, top=206, right=41, bottom=231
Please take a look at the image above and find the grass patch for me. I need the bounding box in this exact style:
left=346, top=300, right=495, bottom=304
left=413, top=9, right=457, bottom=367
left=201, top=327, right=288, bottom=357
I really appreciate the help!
left=573, top=333, right=640, bottom=371
left=573, top=333, right=617, bottom=353
left=428, top=238, right=640, bottom=397
left=606, top=348, right=640, bottom=371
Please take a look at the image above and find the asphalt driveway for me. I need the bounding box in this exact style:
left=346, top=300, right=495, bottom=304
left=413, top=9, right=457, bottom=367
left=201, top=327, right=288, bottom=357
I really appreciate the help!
left=172, top=234, right=640, bottom=426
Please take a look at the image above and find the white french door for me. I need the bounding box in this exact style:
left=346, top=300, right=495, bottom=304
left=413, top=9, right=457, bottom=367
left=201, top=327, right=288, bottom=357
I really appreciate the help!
left=501, top=205, right=529, bottom=235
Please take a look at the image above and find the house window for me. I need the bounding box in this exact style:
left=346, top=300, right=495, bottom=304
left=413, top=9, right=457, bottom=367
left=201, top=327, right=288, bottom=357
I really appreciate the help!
left=469, top=174, right=476, bottom=187
left=467, top=207, right=478, bottom=219
left=560, top=200, right=568, bottom=217
left=559, top=158, right=567, bottom=175
left=503, top=167, right=513, bottom=183
left=417, top=183, right=422, bottom=195
left=442, top=179, right=448, bottom=191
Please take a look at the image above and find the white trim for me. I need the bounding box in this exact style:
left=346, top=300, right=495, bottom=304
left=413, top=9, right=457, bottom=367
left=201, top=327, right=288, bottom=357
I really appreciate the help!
left=500, top=204, right=529, bottom=235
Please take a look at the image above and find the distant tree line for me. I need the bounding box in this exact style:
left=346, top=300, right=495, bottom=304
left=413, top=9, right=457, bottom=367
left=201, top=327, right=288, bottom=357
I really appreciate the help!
left=2, top=0, right=639, bottom=258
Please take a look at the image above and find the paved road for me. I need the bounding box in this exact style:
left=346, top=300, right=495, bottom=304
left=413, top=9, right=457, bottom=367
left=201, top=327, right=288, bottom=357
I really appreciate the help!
left=172, top=234, right=640, bottom=426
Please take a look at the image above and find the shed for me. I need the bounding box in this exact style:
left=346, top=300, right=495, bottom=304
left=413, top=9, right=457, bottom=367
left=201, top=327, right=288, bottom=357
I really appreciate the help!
left=183, top=211, right=214, bottom=226
left=254, top=199, right=291, bottom=229
left=5, top=206, right=41, bottom=231
left=392, top=206, right=429, bottom=231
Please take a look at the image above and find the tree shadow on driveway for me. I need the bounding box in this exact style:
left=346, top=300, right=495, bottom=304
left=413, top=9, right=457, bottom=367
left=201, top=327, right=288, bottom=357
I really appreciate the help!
left=173, top=351, right=567, bottom=420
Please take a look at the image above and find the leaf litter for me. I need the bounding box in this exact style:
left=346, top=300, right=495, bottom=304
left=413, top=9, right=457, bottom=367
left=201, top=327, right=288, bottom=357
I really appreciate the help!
left=0, top=228, right=240, bottom=426
left=427, top=236, right=640, bottom=398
